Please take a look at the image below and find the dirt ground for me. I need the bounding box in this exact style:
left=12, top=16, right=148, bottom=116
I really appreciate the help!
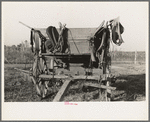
left=4, top=62, right=146, bottom=102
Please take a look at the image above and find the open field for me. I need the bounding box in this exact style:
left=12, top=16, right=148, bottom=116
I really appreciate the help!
left=4, top=61, right=146, bottom=102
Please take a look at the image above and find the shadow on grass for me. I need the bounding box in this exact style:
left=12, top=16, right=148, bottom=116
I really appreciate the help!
left=112, top=73, right=145, bottom=97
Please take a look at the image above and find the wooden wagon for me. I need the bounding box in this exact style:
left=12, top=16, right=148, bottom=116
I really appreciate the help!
left=17, top=17, right=124, bottom=101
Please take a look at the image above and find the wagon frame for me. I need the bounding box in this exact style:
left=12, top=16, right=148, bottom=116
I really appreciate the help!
left=16, top=17, right=124, bottom=102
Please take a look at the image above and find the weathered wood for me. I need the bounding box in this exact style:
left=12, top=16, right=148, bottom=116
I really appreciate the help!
left=53, top=79, right=72, bottom=102
left=39, top=74, right=99, bottom=80
left=15, top=68, right=32, bottom=82
left=41, top=53, right=91, bottom=56
left=111, top=92, right=126, bottom=101
left=84, top=83, right=116, bottom=91
left=36, top=28, right=96, bottom=40
left=15, top=68, right=115, bottom=101
left=41, top=53, right=91, bottom=63
left=14, top=68, right=30, bottom=74
left=31, top=76, right=36, bottom=84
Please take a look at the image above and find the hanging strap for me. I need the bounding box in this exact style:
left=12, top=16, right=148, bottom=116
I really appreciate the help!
left=30, top=28, right=34, bottom=53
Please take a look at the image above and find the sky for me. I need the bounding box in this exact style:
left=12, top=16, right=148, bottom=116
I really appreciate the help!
left=2, top=2, right=149, bottom=51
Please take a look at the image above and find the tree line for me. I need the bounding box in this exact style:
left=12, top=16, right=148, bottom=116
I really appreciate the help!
left=5, top=41, right=34, bottom=64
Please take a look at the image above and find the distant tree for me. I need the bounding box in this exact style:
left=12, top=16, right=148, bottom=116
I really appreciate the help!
left=11, top=45, right=17, bottom=51
left=17, top=43, right=22, bottom=51
left=4, top=41, right=34, bottom=64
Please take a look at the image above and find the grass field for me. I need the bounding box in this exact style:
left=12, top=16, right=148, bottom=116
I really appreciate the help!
left=4, top=60, right=146, bottom=102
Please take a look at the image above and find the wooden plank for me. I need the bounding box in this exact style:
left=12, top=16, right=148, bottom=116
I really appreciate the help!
left=31, top=76, right=36, bottom=84
left=15, top=68, right=32, bottom=82
left=41, top=53, right=91, bottom=63
left=41, top=53, right=91, bottom=59
left=53, top=79, right=72, bottom=102
left=39, top=74, right=99, bottom=80
left=41, top=53, right=91, bottom=56
left=85, top=83, right=116, bottom=90
left=14, top=68, right=30, bottom=74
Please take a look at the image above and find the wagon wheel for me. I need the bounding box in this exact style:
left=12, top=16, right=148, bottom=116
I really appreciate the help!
left=32, top=56, right=49, bottom=98
left=32, top=31, right=49, bottom=98
left=35, top=79, right=49, bottom=98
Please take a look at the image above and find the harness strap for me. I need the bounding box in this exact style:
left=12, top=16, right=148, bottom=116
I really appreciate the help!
left=35, top=30, right=47, bottom=53
left=30, top=28, right=34, bottom=53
